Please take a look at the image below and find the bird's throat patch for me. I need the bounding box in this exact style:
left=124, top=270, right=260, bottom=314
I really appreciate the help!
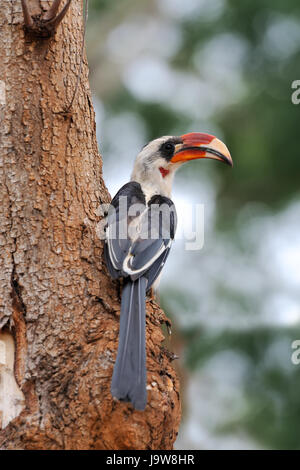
left=159, top=167, right=170, bottom=178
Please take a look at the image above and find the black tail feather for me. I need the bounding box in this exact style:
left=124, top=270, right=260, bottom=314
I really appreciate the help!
left=111, top=277, right=148, bottom=410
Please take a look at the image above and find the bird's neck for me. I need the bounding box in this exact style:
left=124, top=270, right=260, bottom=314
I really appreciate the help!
left=131, top=169, right=175, bottom=202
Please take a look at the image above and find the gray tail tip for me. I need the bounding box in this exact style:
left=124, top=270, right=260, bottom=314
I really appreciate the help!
left=111, top=387, right=147, bottom=411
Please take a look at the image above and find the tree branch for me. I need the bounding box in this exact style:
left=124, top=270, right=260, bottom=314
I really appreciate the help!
left=43, top=0, right=63, bottom=21
left=20, top=0, right=33, bottom=28
left=21, top=0, right=73, bottom=38
left=44, top=0, right=72, bottom=29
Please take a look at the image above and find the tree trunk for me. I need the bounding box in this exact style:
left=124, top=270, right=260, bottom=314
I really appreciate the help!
left=0, top=0, right=180, bottom=450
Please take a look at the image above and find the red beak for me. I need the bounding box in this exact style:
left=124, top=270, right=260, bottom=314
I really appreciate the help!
left=171, top=132, right=233, bottom=167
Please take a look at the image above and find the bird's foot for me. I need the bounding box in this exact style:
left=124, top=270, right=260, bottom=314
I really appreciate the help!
left=147, top=287, right=156, bottom=301
left=161, top=347, right=179, bottom=362
left=21, top=0, right=72, bottom=38
left=166, top=319, right=172, bottom=336
left=147, top=292, right=172, bottom=334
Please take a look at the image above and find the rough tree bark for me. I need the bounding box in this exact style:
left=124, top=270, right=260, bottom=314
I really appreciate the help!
left=0, top=0, right=180, bottom=450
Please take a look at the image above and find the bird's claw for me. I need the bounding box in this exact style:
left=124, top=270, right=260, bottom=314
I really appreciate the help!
left=21, top=0, right=72, bottom=38
left=170, top=352, right=179, bottom=361
left=161, top=347, right=179, bottom=362
left=165, top=318, right=172, bottom=335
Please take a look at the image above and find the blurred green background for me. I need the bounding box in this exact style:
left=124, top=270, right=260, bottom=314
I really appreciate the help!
left=86, top=0, right=300, bottom=449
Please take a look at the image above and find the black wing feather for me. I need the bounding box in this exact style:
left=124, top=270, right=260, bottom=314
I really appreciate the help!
left=105, top=182, right=176, bottom=281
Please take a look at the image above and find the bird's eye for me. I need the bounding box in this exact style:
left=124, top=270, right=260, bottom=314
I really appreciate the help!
left=161, top=141, right=175, bottom=156
left=164, top=143, right=174, bottom=152
left=160, top=141, right=176, bottom=160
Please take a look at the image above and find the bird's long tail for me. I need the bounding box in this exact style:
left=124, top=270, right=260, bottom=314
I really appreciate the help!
left=111, top=276, right=148, bottom=410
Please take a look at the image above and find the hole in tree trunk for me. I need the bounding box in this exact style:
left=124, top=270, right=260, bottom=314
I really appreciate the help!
left=0, top=330, right=25, bottom=429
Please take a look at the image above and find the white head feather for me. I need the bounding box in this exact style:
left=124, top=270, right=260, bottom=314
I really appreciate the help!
left=131, top=136, right=182, bottom=201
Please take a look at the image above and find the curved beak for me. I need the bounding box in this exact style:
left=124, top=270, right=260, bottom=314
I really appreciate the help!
left=171, top=132, right=233, bottom=167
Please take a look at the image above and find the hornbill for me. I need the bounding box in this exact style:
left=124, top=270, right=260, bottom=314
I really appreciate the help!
left=104, top=132, right=232, bottom=410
